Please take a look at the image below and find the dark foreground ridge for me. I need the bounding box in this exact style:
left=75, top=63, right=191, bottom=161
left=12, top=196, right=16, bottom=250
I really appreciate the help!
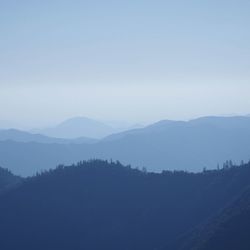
left=0, top=166, right=21, bottom=193
left=0, top=160, right=250, bottom=250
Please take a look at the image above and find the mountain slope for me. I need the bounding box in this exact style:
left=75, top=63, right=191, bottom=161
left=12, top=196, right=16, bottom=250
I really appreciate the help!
left=176, top=187, right=250, bottom=250
left=0, top=161, right=250, bottom=250
left=197, top=191, right=250, bottom=250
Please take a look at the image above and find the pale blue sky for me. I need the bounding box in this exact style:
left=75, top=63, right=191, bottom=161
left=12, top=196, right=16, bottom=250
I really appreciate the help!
left=0, top=1, right=249, bottom=126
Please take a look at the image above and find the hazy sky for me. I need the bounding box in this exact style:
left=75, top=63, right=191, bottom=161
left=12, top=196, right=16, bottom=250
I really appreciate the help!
left=0, top=1, right=250, bottom=126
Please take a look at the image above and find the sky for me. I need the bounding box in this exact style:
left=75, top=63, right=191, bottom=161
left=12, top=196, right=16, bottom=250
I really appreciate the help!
left=0, top=0, right=250, bottom=127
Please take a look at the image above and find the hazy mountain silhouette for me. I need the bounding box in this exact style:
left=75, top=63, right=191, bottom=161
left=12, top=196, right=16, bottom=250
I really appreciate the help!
left=104, top=116, right=250, bottom=142
left=1, top=116, right=250, bottom=176
left=190, top=116, right=250, bottom=129
left=0, top=160, right=250, bottom=250
left=0, top=120, right=24, bottom=130
left=35, top=117, right=118, bottom=139
left=0, top=129, right=97, bottom=144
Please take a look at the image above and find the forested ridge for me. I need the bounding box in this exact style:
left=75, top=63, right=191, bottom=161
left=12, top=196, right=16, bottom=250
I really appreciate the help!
left=0, top=160, right=250, bottom=249
left=0, top=166, right=21, bottom=193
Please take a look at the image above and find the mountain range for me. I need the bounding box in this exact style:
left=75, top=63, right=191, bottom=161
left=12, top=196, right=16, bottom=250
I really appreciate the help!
left=0, top=116, right=250, bottom=176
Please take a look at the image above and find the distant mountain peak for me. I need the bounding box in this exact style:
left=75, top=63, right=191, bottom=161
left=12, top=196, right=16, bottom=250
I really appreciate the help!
left=34, top=116, right=116, bottom=139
